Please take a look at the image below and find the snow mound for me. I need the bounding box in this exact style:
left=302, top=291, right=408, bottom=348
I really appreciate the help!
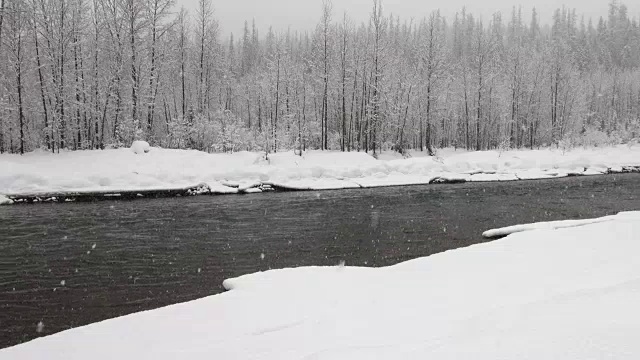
left=482, top=214, right=619, bottom=238
left=3, top=211, right=640, bottom=359
left=0, top=194, right=13, bottom=205
left=130, top=141, right=150, bottom=154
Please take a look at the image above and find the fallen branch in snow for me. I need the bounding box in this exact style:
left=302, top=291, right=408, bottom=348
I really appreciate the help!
left=429, top=177, right=467, bottom=184
left=608, top=166, right=640, bottom=174
left=237, top=181, right=263, bottom=193
left=5, top=183, right=211, bottom=204
left=262, top=181, right=312, bottom=192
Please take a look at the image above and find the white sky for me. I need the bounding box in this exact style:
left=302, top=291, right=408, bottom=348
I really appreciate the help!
left=178, top=0, right=640, bottom=38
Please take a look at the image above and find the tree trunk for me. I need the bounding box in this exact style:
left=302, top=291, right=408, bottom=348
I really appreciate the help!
left=17, top=32, right=25, bottom=155
left=33, top=10, right=51, bottom=150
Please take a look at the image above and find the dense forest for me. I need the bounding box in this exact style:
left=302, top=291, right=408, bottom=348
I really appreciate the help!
left=0, top=0, right=639, bottom=155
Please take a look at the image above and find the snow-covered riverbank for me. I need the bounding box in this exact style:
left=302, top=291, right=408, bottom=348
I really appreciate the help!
left=1, top=145, right=640, bottom=200
left=2, top=211, right=639, bottom=359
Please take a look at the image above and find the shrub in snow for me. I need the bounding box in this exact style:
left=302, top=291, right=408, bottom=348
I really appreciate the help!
left=130, top=141, right=151, bottom=154
left=558, top=137, right=574, bottom=154
left=563, top=127, right=621, bottom=149
left=184, top=111, right=259, bottom=153
left=497, top=137, right=511, bottom=157
left=579, top=128, right=615, bottom=148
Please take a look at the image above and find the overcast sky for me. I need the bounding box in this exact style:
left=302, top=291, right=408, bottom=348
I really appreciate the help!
left=178, top=0, right=640, bottom=38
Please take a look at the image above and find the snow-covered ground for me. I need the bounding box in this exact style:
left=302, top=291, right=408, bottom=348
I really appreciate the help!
left=0, top=194, right=13, bottom=205
left=2, top=211, right=639, bottom=359
left=1, top=145, right=639, bottom=199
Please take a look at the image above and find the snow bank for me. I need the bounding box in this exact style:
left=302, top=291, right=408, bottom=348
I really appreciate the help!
left=3, top=211, right=640, bottom=359
left=0, top=194, right=13, bottom=205
left=1, top=145, right=639, bottom=196
left=482, top=215, right=618, bottom=238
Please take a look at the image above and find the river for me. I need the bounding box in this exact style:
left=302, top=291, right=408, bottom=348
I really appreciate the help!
left=1, top=174, right=639, bottom=348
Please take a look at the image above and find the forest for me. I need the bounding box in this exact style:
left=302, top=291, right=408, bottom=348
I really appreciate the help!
left=0, top=0, right=639, bottom=155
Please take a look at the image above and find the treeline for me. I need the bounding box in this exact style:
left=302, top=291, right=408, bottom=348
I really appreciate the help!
left=0, top=0, right=639, bottom=155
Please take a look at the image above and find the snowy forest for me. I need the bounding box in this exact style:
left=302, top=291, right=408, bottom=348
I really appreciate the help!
left=0, top=0, right=639, bottom=155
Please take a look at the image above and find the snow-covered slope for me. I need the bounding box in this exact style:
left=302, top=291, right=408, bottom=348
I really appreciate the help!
left=2, top=211, right=639, bottom=359
left=1, top=145, right=639, bottom=198
left=0, top=194, right=13, bottom=205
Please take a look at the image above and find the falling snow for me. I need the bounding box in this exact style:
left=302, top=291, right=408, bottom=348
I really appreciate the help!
left=35, top=322, right=44, bottom=334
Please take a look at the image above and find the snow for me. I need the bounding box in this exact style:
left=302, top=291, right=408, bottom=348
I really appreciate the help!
left=0, top=194, right=13, bottom=205
left=0, top=145, right=639, bottom=197
left=130, top=141, right=151, bottom=154
left=482, top=214, right=618, bottom=238
left=2, top=211, right=640, bottom=359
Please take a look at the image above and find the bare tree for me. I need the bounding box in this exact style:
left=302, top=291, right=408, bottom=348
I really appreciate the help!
left=101, top=0, right=125, bottom=146
left=145, top=0, right=175, bottom=141
left=319, top=0, right=332, bottom=150
left=123, top=0, right=145, bottom=136
left=421, top=11, right=446, bottom=155
left=370, top=0, right=385, bottom=155
left=6, top=0, right=27, bottom=154
left=195, top=0, right=215, bottom=115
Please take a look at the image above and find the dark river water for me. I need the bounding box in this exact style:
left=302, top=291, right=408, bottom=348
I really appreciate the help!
left=1, top=174, right=640, bottom=348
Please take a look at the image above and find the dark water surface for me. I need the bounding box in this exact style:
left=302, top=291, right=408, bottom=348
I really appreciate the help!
left=1, top=174, right=640, bottom=348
